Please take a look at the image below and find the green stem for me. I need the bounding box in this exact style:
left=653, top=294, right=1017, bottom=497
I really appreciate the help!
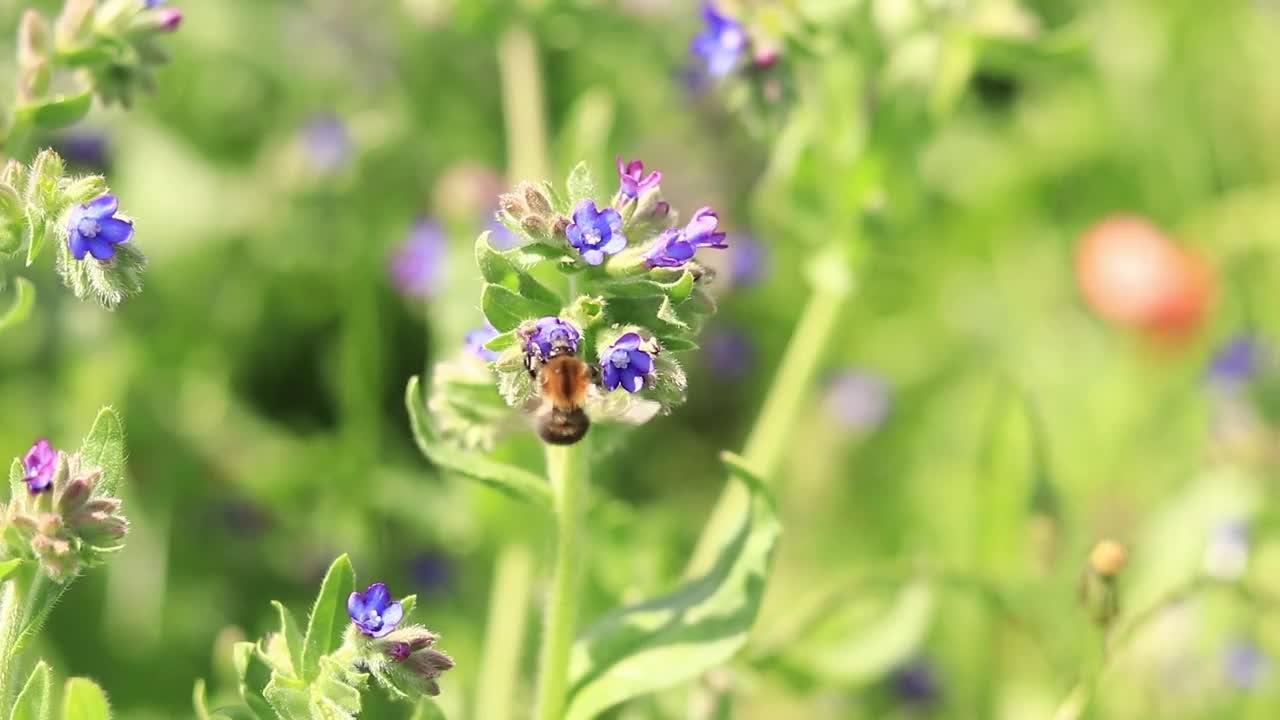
left=534, top=441, right=588, bottom=720
left=0, top=576, right=21, bottom=712
left=685, top=247, right=853, bottom=575
left=498, top=26, right=549, bottom=182
left=474, top=542, right=535, bottom=720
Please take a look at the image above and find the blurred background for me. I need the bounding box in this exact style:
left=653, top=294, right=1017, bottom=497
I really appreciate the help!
left=4, top=0, right=1280, bottom=717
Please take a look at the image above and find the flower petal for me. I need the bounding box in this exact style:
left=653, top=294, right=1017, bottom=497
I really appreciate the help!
left=347, top=591, right=366, bottom=619
left=572, top=200, right=598, bottom=227
left=380, top=601, right=404, bottom=629
left=85, top=194, right=118, bottom=219
left=364, top=582, right=391, bottom=611
left=602, top=363, right=621, bottom=390
left=98, top=217, right=134, bottom=246
left=68, top=231, right=90, bottom=260
left=582, top=248, right=605, bottom=266
left=599, top=231, right=627, bottom=255
left=86, top=236, right=118, bottom=261
left=600, top=208, right=623, bottom=233
left=613, top=333, right=642, bottom=351
left=623, top=368, right=645, bottom=393
left=630, top=349, right=653, bottom=374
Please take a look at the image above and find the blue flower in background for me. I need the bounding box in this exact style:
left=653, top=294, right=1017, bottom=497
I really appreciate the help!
left=645, top=206, right=727, bottom=268
left=465, top=323, right=500, bottom=362
left=566, top=200, right=626, bottom=266
left=891, top=659, right=941, bottom=705
left=301, top=114, right=351, bottom=173
left=602, top=333, right=654, bottom=393
left=728, top=234, right=769, bottom=287
left=53, top=131, right=110, bottom=172
left=1225, top=642, right=1269, bottom=690
left=145, top=0, right=166, bottom=6
left=67, top=195, right=134, bottom=261
left=408, top=550, right=454, bottom=596
left=824, top=369, right=892, bottom=432
left=616, top=156, right=662, bottom=199
left=691, top=3, right=748, bottom=78
left=390, top=219, right=448, bottom=298
left=524, top=317, right=581, bottom=359
left=486, top=216, right=520, bottom=250
left=1204, top=518, right=1250, bottom=580
left=703, top=327, right=755, bottom=380
left=347, top=582, right=404, bottom=638
left=1207, top=337, right=1262, bottom=385
left=23, top=439, right=56, bottom=495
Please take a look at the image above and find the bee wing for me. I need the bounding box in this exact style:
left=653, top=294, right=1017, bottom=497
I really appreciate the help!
left=585, top=387, right=662, bottom=426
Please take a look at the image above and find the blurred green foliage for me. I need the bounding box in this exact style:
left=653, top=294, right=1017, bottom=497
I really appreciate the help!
left=3, top=0, right=1280, bottom=718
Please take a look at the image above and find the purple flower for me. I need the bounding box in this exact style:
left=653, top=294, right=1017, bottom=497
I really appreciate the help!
left=67, top=195, right=133, bottom=261
left=616, top=156, right=662, bottom=199
left=1225, top=642, right=1269, bottom=690
left=390, top=219, right=448, bottom=298
left=522, top=317, right=581, bottom=359
left=301, top=114, right=350, bottom=173
left=823, top=370, right=892, bottom=432
left=486, top=216, right=520, bottom=250
left=408, top=551, right=454, bottom=596
left=347, top=583, right=404, bottom=638
left=645, top=206, right=727, bottom=268
left=691, top=3, right=748, bottom=78
left=703, top=328, right=755, bottom=379
left=23, top=439, right=56, bottom=495
left=157, top=8, right=183, bottom=31
left=566, top=200, right=626, bottom=266
left=601, top=333, right=654, bottom=393
left=728, top=234, right=768, bottom=287
left=891, top=659, right=940, bottom=705
left=1204, top=519, right=1250, bottom=580
left=53, top=132, right=110, bottom=172
left=387, top=642, right=412, bottom=662
left=465, top=322, right=500, bottom=362
left=145, top=0, right=167, bottom=6
left=1208, top=337, right=1262, bottom=385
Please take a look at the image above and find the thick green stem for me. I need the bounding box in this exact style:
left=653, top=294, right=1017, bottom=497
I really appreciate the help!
left=0, top=577, right=21, bottom=712
left=534, top=441, right=588, bottom=720
left=498, top=26, right=549, bottom=183
left=474, top=542, right=535, bottom=720
left=685, top=248, right=853, bottom=575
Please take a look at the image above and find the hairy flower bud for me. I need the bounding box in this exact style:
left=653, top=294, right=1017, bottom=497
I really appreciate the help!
left=1080, top=539, right=1127, bottom=626
left=521, top=182, right=552, bottom=217
left=498, top=192, right=527, bottom=220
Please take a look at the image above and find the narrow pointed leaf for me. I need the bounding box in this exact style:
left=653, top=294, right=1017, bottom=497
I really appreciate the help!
left=301, top=555, right=355, bottom=682
left=10, top=660, right=51, bottom=720
left=77, top=407, right=126, bottom=496
left=62, top=677, right=111, bottom=720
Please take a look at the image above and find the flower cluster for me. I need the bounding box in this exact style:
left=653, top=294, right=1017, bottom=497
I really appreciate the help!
left=3, top=439, right=129, bottom=583
left=348, top=582, right=455, bottom=697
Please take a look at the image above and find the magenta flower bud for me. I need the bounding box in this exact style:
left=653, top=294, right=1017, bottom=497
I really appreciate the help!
left=22, top=439, right=56, bottom=494
left=157, top=9, right=182, bottom=31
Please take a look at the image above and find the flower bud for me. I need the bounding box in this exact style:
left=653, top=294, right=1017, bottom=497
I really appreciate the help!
left=498, top=192, right=527, bottom=220
left=1, top=161, right=25, bottom=189
left=520, top=215, right=549, bottom=239
left=1089, top=540, right=1127, bottom=577
left=520, top=182, right=552, bottom=217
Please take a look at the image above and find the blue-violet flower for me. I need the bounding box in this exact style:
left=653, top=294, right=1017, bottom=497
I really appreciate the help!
left=824, top=370, right=892, bottom=432
left=301, top=114, right=351, bottom=173
left=67, top=195, right=133, bottom=261
left=602, top=333, right=654, bottom=393
left=465, top=322, right=500, bottom=362
left=691, top=3, right=748, bottom=78
left=523, top=317, right=581, bottom=359
left=616, top=156, right=662, bottom=199
left=348, top=582, right=404, bottom=638
left=390, top=219, right=448, bottom=298
left=23, top=439, right=56, bottom=495
left=1208, top=337, right=1262, bottom=386
left=566, top=200, right=626, bottom=266
left=645, top=206, right=727, bottom=268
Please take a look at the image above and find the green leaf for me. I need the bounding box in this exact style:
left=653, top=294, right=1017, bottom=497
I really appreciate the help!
left=566, top=161, right=596, bottom=206
left=232, top=643, right=274, bottom=718
left=262, top=674, right=309, bottom=720
left=410, top=699, right=448, bottom=720
left=272, top=601, right=304, bottom=674
left=0, top=277, right=35, bottom=333
left=481, top=284, right=560, bottom=333
left=7, top=459, right=24, bottom=502
left=301, top=555, right=355, bottom=682
left=78, top=407, right=126, bottom=496
left=0, top=559, right=22, bottom=584
left=562, top=452, right=780, bottom=720
left=483, top=331, right=517, bottom=353
left=15, top=89, right=92, bottom=131
left=405, top=377, right=552, bottom=510
left=62, top=677, right=111, bottom=720
left=10, top=660, right=51, bottom=720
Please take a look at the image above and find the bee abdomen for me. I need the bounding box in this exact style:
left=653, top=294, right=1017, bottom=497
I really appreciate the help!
left=537, top=407, right=590, bottom=445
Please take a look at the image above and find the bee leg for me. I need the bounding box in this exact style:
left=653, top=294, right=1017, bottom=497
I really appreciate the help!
left=589, top=363, right=603, bottom=388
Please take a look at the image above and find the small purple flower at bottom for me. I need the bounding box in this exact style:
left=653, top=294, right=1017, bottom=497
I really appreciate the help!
left=23, top=439, right=56, bottom=495
left=1225, top=642, right=1269, bottom=690
left=566, top=200, right=626, bottom=266
left=523, top=317, right=581, bottom=359
left=691, top=2, right=748, bottom=78
left=348, top=583, right=404, bottom=638
left=301, top=114, right=351, bottom=173
left=823, top=370, right=892, bottom=432
left=703, top=328, right=755, bottom=379
left=645, top=206, right=727, bottom=268
left=601, top=333, right=654, bottom=393
left=390, top=219, right=448, bottom=298
left=728, top=234, right=769, bottom=287
left=67, top=195, right=133, bottom=261
left=465, top=323, right=500, bottom=362
left=891, top=659, right=940, bottom=705
left=1208, top=337, right=1262, bottom=385
left=616, top=156, right=662, bottom=199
